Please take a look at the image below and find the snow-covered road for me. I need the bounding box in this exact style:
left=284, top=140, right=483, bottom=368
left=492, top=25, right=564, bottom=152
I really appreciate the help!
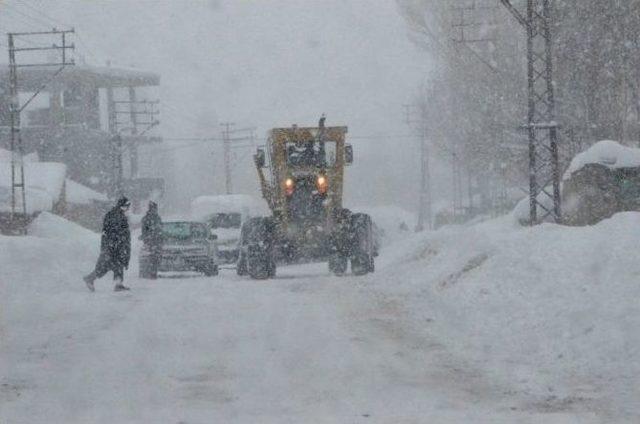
left=2, top=269, right=598, bottom=422
left=2, top=212, right=632, bottom=423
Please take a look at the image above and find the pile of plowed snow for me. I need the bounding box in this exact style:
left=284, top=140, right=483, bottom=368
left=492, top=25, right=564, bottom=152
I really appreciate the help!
left=0, top=213, right=98, bottom=294
left=377, top=212, right=640, bottom=416
left=29, top=211, right=98, bottom=240
left=356, top=205, right=415, bottom=245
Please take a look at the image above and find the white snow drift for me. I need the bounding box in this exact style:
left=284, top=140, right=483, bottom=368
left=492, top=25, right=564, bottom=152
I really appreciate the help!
left=1, top=208, right=637, bottom=422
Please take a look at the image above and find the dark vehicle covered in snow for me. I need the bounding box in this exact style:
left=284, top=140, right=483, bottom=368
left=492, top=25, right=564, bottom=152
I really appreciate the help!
left=139, top=220, right=219, bottom=277
left=562, top=141, right=640, bottom=226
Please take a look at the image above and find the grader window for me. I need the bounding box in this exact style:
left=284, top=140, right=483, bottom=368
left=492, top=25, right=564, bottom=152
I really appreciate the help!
left=286, top=141, right=337, bottom=167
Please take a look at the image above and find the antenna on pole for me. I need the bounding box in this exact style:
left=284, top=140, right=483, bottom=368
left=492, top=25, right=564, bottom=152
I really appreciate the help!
left=6, top=28, right=75, bottom=235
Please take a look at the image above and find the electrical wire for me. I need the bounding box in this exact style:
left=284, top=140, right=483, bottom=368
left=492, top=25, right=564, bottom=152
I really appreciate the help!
left=12, top=0, right=72, bottom=28
left=9, top=0, right=103, bottom=65
left=0, top=11, right=43, bottom=36
left=156, top=133, right=421, bottom=156
left=2, top=2, right=55, bottom=31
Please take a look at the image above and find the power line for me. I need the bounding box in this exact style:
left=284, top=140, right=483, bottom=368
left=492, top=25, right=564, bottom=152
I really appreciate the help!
left=0, top=6, right=45, bottom=33
left=8, top=1, right=107, bottom=65
left=155, top=133, right=422, bottom=156
left=1, top=2, right=60, bottom=31
left=153, top=141, right=254, bottom=154
left=160, top=102, right=214, bottom=129
left=6, top=1, right=57, bottom=27
left=13, top=0, right=73, bottom=28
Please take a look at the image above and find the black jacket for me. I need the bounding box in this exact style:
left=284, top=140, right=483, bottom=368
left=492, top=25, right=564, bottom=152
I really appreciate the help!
left=100, top=206, right=131, bottom=268
left=141, top=208, right=163, bottom=248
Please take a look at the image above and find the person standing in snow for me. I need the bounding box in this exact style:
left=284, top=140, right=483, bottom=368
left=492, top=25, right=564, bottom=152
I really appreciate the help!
left=141, top=201, right=163, bottom=279
left=83, top=196, right=132, bottom=292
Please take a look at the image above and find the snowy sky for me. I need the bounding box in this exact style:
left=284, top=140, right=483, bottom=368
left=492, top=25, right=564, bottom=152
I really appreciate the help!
left=0, top=0, right=433, bottom=211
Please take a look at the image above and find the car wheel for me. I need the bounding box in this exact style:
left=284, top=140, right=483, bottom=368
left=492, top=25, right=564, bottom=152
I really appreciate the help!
left=203, top=260, right=218, bottom=277
left=139, top=257, right=153, bottom=279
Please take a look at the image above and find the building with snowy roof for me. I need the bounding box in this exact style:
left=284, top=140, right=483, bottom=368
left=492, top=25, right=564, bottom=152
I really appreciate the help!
left=0, top=64, right=164, bottom=219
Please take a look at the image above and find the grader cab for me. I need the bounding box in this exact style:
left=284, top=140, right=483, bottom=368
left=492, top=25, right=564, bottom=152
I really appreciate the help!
left=236, top=118, right=376, bottom=279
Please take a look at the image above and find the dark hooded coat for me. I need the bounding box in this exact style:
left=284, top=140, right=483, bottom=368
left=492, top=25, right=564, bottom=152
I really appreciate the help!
left=141, top=203, right=163, bottom=250
left=100, top=198, right=131, bottom=269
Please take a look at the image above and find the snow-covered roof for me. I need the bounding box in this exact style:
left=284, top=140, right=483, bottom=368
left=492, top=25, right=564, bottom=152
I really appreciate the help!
left=0, top=64, right=159, bottom=90
left=0, top=161, right=67, bottom=213
left=65, top=179, right=108, bottom=205
left=191, top=194, right=268, bottom=221
left=563, top=140, right=640, bottom=180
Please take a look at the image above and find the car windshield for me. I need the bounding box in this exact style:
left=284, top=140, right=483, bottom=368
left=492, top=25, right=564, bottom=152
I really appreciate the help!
left=208, top=212, right=242, bottom=229
left=162, top=222, right=207, bottom=240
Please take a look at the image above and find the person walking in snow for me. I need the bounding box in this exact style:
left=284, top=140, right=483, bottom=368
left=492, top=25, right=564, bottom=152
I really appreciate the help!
left=83, top=196, right=132, bottom=292
left=140, top=201, right=163, bottom=279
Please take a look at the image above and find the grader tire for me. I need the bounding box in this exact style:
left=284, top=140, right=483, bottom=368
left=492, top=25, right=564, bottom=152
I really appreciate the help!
left=350, top=213, right=375, bottom=276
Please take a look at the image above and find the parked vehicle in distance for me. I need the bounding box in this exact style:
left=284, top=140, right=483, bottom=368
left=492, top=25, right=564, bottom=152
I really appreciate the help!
left=191, top=195, right=267, bottom=265
left=139, top=220, right=219, bottom=277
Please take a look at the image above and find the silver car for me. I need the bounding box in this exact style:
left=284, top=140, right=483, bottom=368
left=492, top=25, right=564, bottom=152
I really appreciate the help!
left=139, top=221, right=219, bottom=277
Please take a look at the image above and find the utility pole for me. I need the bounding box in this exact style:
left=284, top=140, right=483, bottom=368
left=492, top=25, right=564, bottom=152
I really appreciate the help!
left=220, top=122, right=234, bottom=195
left=450, top=0, right=499, bottom=221
left=451, top=149, right=463, bottom=218
left=219, top=123, right=256, bottom=195
left=110, top=98, right=160, bottom=199
left=420, top=124, right=432, bottom=230
left=127, top=87, right=139, bottom=179
left=404, top=103, right=432, bottom=231
left=7, top=29, right=75, bottom=234
left=500, top=0, right=561, bottom=224
left=114, top=134, right=124, bottom=198
left=450, top=0, right=499, bottom=45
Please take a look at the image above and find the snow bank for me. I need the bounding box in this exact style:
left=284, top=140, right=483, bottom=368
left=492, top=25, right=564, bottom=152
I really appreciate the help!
left=65, top=179, right=108, bottom=205
left=511, top=189, right=557, bottom=224
left=377, top=213, right=640, bottom=415
left=355, top=205, right=415, bottom=244
left=29, top=211, right=98, bottom=239
left=0, top=162, right=66, bottom=213
left=1, top=213, right=99, bottom=296
left=0, top=185, right=52, bottom=214
left=564, top=140, right=640, bottom=179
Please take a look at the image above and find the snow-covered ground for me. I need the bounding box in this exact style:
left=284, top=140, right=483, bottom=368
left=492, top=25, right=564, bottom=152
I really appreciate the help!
left=1, top=209, right=637, bottom=423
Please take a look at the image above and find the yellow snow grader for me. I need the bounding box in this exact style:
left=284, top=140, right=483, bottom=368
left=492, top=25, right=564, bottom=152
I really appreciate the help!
left=236, top=117, right=376, bottom=279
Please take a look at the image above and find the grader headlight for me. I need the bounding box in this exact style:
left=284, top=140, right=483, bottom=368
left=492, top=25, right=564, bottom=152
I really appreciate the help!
left=285, top=177, right=295, bottom=196
left=317, top=175, right=328, bottom=194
